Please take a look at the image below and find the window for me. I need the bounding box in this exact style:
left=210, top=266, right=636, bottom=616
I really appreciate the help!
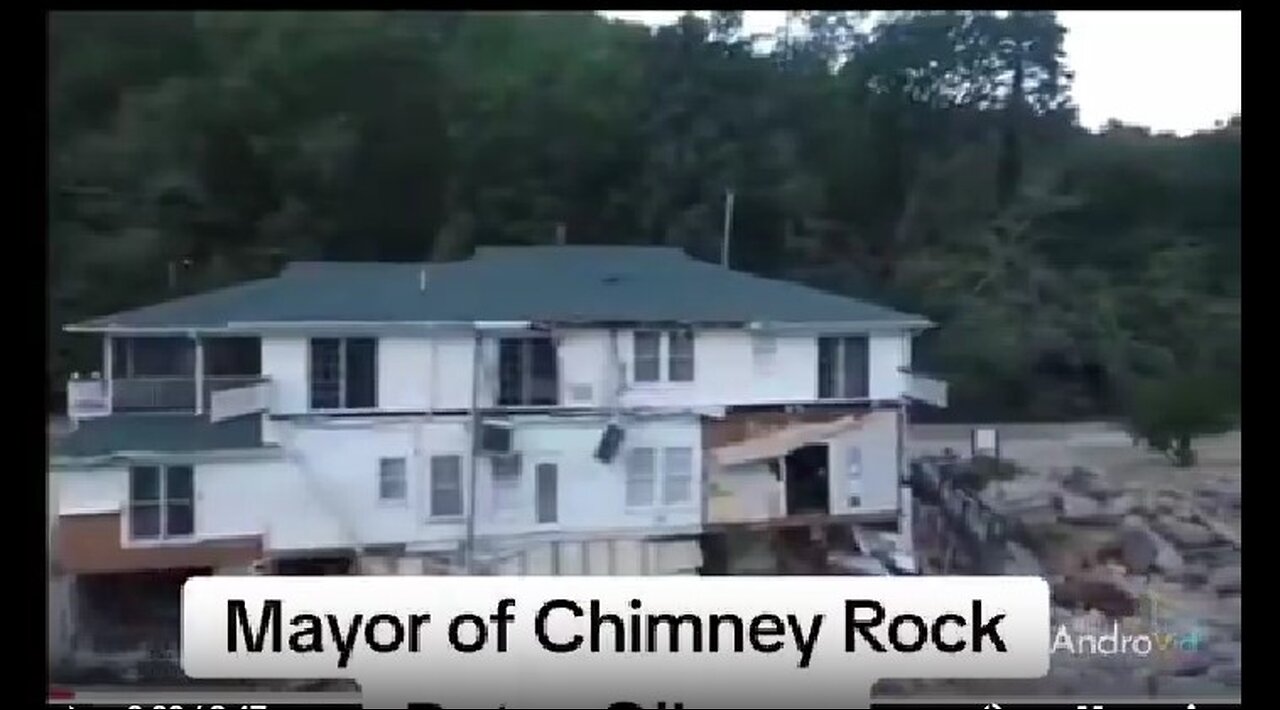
left=430, top=455, right=463, bottom=517
left=129, top=464, right=194, bottom=540
left=634, top=332, right=661, bottom=382
left=498, top=338, right=558, bottom=406
left=625, top=447, right=656, bottom=507
left=633, top=330, right=695, bottom=383
left=668, top=330, right=695, bottom=382
left=378, top=458, right=407, bottom=502
left=309, top=337, right=378, bottom=410
left=204, top=337, right=261, bottom=377
left=752, top=333, right=778, bottom=372
left=818, top=336, right=869, bottom=399
left=113, top=337, right=195, bottom=378
left=491, top=454, right=522, bottom=513
left=626, top=447, right=694, bottom=508
left=662, top=447, right=693, bottom=505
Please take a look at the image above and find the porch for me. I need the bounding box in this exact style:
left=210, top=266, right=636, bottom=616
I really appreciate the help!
left=67, top=336, right=270, bottom=422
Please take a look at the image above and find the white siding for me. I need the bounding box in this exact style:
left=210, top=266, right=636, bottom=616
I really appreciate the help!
left=432, top=335, right=478, bottom=410
left=378, top=338, right=432, bottom=411
left=868, top=332, right=909, bottom=400
left=259, top=328, right=913, bottom=418
left=473, top=417, right=703, bottom=539
left=616, top=330, right=820, bottom=408
left=57, top=466, right=127, bottom=515
left=262, top=337, right=308, bottom=414
left=827, top=409, right=899, bottom=515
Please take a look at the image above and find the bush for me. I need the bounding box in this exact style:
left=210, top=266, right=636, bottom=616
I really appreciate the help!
left=1123, top=371, right=1237, bottom=466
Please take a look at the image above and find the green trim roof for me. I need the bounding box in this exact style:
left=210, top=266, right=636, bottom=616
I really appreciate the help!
left=54, top=415, right=265, bottom=458
left=71, top=246, right=929, bottom=330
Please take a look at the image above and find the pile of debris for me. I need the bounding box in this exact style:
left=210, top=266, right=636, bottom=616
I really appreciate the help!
left=908, top=454, right=1242, bottom=697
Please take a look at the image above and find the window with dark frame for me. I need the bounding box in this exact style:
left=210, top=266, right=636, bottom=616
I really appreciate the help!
left=309, top=337, right=377, bottom=410
left=128, top=464, right=194, bottom=540
left=818, top=335, right=869, bottom=399
left=498, top=337, right=558, bottom=406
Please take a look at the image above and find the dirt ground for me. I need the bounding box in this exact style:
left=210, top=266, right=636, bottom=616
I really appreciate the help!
left=908, top=422, right=1241, bottom=533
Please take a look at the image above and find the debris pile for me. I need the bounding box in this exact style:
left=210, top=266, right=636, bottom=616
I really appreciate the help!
left=907, top=454, right=1242, bottom=699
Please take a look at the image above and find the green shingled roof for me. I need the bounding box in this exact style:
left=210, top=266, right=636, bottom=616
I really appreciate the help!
left=54, top=414, right=266, bottom=458
left=71, top=245, right=930, bottom=330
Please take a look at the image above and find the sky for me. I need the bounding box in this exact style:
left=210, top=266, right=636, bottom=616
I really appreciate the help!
left=599, top=11, right=1241, bottom=136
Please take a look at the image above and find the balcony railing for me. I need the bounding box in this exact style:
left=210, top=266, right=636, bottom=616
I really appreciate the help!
left=65, top=375, right=270, bottom=420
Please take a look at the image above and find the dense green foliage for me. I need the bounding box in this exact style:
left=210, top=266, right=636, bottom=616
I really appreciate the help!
left=49, top=11, right=1240, bottom=428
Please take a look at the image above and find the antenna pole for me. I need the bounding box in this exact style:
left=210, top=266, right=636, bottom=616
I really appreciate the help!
left=721, top=189, right=735, bottom=267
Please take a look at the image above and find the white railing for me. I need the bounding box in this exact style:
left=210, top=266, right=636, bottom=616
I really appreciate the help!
left=66, top=377, right=109, bottom=419
left=209, top=379, right=271, bottom=422
left=904, top=370, right=949, bottom=408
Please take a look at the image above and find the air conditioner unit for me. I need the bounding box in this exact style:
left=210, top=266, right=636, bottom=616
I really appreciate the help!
left=479, top=420, right=514, bottom=455
left=595, top=423, right=625, bottom=463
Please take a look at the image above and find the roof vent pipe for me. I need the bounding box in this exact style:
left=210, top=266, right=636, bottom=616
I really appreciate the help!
left=419, top=267, right=427, bottom=292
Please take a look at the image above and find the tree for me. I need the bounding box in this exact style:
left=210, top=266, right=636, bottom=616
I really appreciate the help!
left=1123, top=372, right=1237, bottom=466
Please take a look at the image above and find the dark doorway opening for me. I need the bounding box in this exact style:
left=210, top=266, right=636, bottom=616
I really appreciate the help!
left=785, top=443, right=830, bottom=515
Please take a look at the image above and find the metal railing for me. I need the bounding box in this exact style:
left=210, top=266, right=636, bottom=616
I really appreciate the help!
left=66, top=375, right=269, bottom=418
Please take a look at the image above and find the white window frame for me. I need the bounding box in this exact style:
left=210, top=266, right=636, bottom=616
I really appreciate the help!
left=632, top=330, right=696, bottom=383
left=624, top=447, right=657, bottom=508
left=662, top=446, right=694, bottom=505
left=490, top=453, right=523, bottom=515
left=377, top=457, right=408, bottom=505
left=625, top=446, right=696, bottom=509
left=127, top=464, right=195, bottom=543
left=428, top=454, right=465, bottom=519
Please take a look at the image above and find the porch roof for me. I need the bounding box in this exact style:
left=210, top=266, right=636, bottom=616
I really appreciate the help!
left=54, top=414, right=265, bottom=458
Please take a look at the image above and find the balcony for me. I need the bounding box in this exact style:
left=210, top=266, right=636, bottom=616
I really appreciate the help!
left=67, top=335, right=269, bottom=421
left=66, top=375, right=271, bottom=421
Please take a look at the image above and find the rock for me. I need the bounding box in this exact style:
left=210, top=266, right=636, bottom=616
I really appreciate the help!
left=1055, top=492, right=1125, bottom=526
left=1209, top=664, right=1242, bottom=687
left=1053, top=570, right=1139, bottom=617
left=1209, top=565, right=1242, bottom=595
left=1170, top=563, right=1210, bottom=585
left=1151, top=517, right=1219, bottom=549
left=1063, top=466, right=1110, bottom=498
left=1119, top=520, right=1185, bottom=575
left=1171, top=653, right=1213, bottom=677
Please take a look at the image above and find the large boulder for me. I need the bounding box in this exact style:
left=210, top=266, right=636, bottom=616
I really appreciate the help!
left=1151, top=517, right=1219, bottom=549
left=1118, top=519, right=1185, bottom=576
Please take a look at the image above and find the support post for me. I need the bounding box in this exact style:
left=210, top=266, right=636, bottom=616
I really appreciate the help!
left=464, top=329, right=481, bottom=574
left=103, top=335, right=114, bottom=415
left=194, top=335, right=205, bottom=416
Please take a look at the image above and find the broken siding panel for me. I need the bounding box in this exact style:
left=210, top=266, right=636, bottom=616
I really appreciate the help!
left=827, top=410, right=899, bottom=515
left=707, top=461, right=783, bottom=524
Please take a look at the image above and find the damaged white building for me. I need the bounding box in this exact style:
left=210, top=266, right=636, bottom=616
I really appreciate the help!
left=49, top=245, right=946, bottom=670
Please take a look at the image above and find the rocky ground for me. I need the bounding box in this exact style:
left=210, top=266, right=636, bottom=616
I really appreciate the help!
left=888, top=423, right=1242, bottom=700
